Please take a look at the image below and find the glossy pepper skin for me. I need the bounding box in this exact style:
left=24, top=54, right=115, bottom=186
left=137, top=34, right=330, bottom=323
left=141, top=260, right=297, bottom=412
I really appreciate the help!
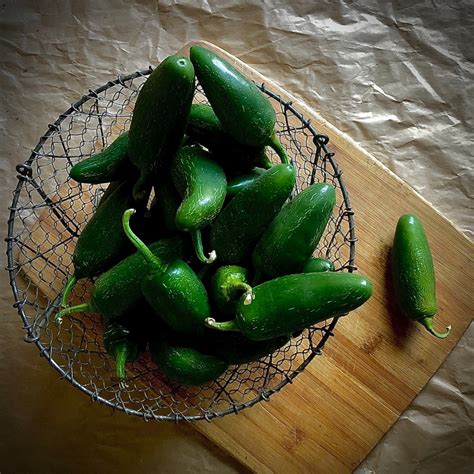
left=186, top=104, right=272, bottom=173
left=209, top=163, right=296, bottom=264
left=150, top=337, right=227, bottom=386
left=122, top=209, right=211, bottom=335
left=69, top=133, right=136, bottom=184
left=59, top=180, right=141, bottom=313
left=392, top=214, right=451, bottom=338
left=190, top=46, right=288, bottom=163
left=171, top=146, right=227, bottom=263
left=226, top=168, right=266, bottom=198
left=210, top=265, right=254, bottom=317
left=57, top=236, right=187, bottom=322
left=128, top=55, right=195, bottom=201
left=302, top=257, right=335, bottom=273
left=206, top=272, right=373, bottom=341
left=253, top=183, right=336, bottom=280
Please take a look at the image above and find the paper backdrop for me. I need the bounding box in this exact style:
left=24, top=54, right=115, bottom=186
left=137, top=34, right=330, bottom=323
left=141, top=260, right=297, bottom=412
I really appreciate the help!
left=1, top=1, right=472, bottom=472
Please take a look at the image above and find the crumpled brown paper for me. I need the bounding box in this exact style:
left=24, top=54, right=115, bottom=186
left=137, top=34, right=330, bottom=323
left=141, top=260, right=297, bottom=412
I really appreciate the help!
left=0, top=0, right=472, bottom=472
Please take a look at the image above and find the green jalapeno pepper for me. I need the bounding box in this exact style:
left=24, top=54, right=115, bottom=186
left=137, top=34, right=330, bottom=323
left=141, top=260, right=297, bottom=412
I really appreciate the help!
left=392, top=214, right=451, bottom=338
left=122, top=209, right=211, bottom=335
left=190, top=46, right=288, bottom=163
left=171, top=146, right=227, bottom=263
left=206, top=272, right=373, bottom=341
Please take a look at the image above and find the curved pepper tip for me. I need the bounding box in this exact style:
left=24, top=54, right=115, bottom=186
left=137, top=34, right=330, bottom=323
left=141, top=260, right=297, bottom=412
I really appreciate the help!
left=420, top=317, right=451, bottom=339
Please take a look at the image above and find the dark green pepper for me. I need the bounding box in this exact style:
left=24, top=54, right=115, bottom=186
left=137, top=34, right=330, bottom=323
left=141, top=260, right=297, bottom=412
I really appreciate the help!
left=210, top=265, right=254, bottom=317
left=209, top=164, right=296, bottom=264
left=171, top=146, right=227, bottom=263
left=96, top=181, right=121, bottom=209
left=148, top=175, right=181, bottom=239
left=69, top=133, right=136, bottom=184
left=128, top=55, right=195, bottom=201
left=186, top=104, right=272, bottom=173
left=150, top=338, right=227, bottom=386
left=253, top=183, right=336, bottom=279
left=190, top=46, right=288, bottom=163
left=206, top=272, right=373, bottom=341
left=302, top=257, right=335, bottom=273
left=56, top=236, right=187, bottom=322
left=103, top=315, right=146, bottom=382
left=392, top=214, right=451, bottom=338
left=122, top=209, right=211, bottom=335
left=204, top=331, right=290, bottom=365
left=59, top=180, right=141, bottom=314
left=226, top=167, right=266, bottom=197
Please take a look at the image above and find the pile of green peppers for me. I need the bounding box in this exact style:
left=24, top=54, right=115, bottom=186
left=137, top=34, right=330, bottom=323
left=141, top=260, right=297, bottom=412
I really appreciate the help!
left=58, top=45, right=375, bottom=387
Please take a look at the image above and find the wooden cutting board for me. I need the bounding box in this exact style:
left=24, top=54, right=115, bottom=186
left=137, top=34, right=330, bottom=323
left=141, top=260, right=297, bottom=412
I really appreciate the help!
left=180, top=41, right=473, bottom=473
left=17, top=41, right=472, bottom=474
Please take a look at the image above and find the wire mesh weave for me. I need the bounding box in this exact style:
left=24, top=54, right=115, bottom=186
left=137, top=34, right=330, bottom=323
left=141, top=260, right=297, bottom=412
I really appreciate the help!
left=6, top=68, right=356, bottom=421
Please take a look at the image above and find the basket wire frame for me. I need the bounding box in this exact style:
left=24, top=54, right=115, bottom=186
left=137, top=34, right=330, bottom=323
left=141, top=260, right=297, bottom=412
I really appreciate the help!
left=6, top=68, right=356, bottom=421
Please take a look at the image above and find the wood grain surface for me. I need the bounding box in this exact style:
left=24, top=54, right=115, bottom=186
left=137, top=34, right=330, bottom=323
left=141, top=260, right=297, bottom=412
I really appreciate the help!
left=18, top=41, right=472, bottom=473
left=183, top=41, right=473, bottom=473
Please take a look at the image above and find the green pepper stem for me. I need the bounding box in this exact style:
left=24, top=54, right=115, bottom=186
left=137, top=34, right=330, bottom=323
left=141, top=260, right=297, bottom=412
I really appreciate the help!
left=204, top=317, right=241, bottom=333
left=122, top=209, right=166, bottom=273
left=55, top=302, right=92, bottom=323
left=191, top=230, right=216, bottom=264
left=227, top=282, right=254, bottom=305
left=267, top=131, right=288, bottom=164
left=419, top=317, right=451, bottom=339
left=60, top=274, right=77, bottom=308
left=114, top=344, right=129, bottom=381
left=133, top=170, right=152, bottom=204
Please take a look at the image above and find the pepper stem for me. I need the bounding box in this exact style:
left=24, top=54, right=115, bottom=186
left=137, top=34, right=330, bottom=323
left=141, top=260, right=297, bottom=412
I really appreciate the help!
left=419, top=316, right=451, bottom=339
left=267, top=130, right=288, bottom=164
left=55, top=302, right=92, bottom=324
left=60, top=274, right=77, bottom=308
left=133, top=170, right=152, bottom=204
left=114, top=344, right=129, bottom=381
left=122, top=209, right=166, bottom=273
left=191, top=230, right=216, bottom=264
left=204, top=317, right=241, bottom=333
left=227, top=281, right=254, bottom=305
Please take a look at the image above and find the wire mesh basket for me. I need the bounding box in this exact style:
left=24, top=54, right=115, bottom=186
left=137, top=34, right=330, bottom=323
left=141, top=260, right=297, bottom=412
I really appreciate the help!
left=6, top=67, right=356, bottom=421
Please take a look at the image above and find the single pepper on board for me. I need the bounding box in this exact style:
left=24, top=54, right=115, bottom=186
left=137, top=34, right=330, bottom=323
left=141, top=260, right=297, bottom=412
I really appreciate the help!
left=186, top=103, right=273, bottom=173
left=302, top=257, right=335, bottom=273
left=392, top=213, right=451, bottom=339
left=209, top=163, right=296, bottom=264
left=56, top=236, right=187, bottom=322
left=252, top=182, right=336, bottom=280
left=128, top=55, right=195, bottom=201
left=190, top=46, right=289, bottom=164
left=206, top=272, right=373, bottom=341
left=69, top=132, right=136, bottom=184
left=122, top=209, right=211, bottom=335
left=59, top=180, right=141, bottom=315
left=210, top=265, right=254, bottom=317
left=171, top=146, right=227, bottom=263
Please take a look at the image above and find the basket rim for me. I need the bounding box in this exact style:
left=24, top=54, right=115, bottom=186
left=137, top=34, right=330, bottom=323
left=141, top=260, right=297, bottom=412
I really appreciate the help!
left=5, top=68, right=356, bottom=421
